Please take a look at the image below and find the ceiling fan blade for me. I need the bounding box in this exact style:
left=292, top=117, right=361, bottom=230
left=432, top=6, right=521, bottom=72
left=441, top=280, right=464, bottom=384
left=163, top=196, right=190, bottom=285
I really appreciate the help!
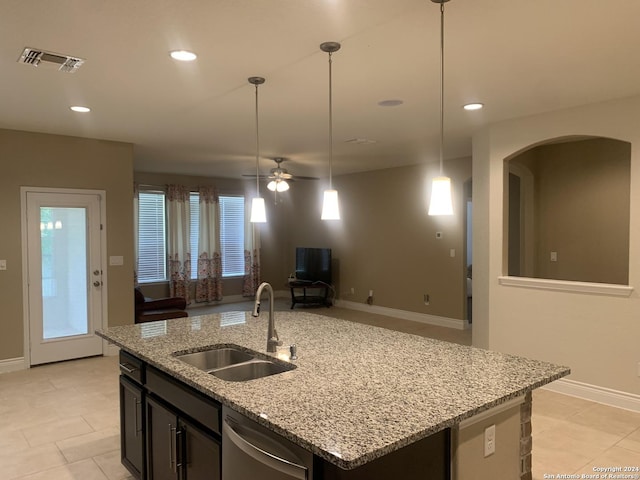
left=292, top=175, right=319, bottom=180
left=242, top=174, right=271, bottom=179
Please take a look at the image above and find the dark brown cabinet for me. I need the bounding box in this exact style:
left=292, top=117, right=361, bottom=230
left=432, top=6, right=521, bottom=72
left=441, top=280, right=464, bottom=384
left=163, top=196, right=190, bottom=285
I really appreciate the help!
left=120, top=376, right=145, bottom=478
left=180, top=417, right=221, bottom=479
left=146, top=395, right=221, bottom=480
left=146, top=396, right=177, bottom=480
left=119, top=351, right=146, bottom=479
left=119, top=352, right=221, bottom=480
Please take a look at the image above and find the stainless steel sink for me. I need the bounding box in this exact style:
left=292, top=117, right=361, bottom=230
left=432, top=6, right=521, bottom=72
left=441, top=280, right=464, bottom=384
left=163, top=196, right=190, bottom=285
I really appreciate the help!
left=174, top=345, right=296, bottom=382
left=211, top=359, right=294, bottom=382
left=177, top=347, right=254, bottom=371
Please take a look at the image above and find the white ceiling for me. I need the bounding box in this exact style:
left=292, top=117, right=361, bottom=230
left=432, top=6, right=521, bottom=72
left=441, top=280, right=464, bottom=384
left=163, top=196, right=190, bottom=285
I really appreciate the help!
left=2, top=0, right=640, bottom=180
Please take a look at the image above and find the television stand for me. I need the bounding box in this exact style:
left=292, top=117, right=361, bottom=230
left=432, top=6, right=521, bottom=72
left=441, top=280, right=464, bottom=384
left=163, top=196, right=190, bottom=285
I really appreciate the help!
left=288, top=281, right=331, bottom=309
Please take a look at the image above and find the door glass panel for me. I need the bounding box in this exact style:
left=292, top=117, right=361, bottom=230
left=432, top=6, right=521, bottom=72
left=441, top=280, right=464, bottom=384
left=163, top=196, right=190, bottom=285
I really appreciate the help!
left=40, top=207, right=88, bottom=339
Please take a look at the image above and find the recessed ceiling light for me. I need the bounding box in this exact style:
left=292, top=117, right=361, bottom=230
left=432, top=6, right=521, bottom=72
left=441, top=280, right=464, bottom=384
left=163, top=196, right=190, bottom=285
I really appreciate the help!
left=70, top=105, right=90, bottom=113
left=170, top=50, right=197, bottom=61
left=463, top=103, right=484, bottom=111
left=378, top=99, right=404, bottom=107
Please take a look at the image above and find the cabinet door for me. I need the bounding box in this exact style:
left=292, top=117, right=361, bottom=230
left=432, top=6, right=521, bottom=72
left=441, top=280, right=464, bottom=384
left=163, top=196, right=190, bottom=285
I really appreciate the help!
left=179, top=418, right=221, bottom=480
left=146, top=396, right=180, bottom=480
left=120, top=376, right=145, bottom=479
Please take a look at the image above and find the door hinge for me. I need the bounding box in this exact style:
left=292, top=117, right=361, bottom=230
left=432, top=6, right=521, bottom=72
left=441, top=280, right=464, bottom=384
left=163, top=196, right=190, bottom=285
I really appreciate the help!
left=100, top=224, right=103, bottom=230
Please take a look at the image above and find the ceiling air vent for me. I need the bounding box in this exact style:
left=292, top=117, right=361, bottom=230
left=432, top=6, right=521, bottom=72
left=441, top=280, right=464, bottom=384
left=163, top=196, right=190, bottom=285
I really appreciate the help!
left=18, top=47, right=85, bottom=73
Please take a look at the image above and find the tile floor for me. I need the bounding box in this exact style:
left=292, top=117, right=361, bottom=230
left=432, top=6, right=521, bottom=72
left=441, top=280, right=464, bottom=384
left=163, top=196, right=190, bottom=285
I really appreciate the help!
left=1, top=302, right=639, bottom=479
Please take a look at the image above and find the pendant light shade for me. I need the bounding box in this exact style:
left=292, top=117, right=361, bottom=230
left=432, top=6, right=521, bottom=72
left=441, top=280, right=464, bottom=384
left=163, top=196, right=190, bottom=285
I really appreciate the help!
left=250, top=197, right=267, bottom=223
left=321, top=189, right=340, bottom=220
left=428, top=176, right=454, bottom=215
left=248, top=76, right=267, bottom=223
left=320, top=41, right=341, bottom=221
left=428, top=0, right=454, bottom=216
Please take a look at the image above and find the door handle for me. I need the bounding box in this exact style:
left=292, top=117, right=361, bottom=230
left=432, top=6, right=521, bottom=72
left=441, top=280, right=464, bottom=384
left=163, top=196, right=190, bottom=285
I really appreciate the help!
left=93, top=270, right=100, bottom=275
left=93, top=281, right=102, bottom=287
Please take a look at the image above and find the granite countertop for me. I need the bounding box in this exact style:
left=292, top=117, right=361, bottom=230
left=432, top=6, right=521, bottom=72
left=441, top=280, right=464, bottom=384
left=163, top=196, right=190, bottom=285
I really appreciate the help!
left=97, top=311, right=569, bottom=470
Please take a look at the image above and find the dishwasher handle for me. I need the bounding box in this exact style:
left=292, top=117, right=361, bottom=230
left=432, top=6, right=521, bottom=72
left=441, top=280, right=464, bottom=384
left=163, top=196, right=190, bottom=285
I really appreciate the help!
left=223, top=417, right=308, bottom=480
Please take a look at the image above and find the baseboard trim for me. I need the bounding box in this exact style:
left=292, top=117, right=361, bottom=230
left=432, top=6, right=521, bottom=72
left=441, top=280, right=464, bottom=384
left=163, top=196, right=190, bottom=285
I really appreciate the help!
left=334, top=300, right=468, bottom=330
left=0, top=356, right=26, bottom=373
left=542, top=378, right=640, bottom=413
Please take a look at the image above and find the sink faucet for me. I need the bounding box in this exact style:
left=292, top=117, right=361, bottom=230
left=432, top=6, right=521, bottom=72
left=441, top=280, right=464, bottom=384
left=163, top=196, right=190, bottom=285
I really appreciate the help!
left=252, top=282, right=282, bottom=353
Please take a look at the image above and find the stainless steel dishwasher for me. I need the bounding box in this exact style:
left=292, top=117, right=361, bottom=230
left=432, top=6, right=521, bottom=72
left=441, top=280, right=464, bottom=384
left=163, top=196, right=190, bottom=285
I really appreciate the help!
left=222, top=406, right=314, bottom=480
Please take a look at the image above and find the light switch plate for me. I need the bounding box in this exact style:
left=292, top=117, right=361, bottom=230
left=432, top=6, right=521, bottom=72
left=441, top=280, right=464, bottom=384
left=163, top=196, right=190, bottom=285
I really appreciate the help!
left=109, top=255, right=124, bottom=266
left=0, top=259, right=6, bottom=270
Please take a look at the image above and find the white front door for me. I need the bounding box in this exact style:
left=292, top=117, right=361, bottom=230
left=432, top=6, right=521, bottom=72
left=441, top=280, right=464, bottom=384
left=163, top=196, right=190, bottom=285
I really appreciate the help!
left=24, top=189, right=105, bottom=365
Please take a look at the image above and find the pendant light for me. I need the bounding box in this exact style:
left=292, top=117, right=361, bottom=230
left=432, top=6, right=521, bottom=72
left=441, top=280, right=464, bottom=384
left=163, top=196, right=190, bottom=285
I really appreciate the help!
left=249, top=76, right=267, bottom=223
left=320, top=41, right=341, bottom=221
left=428, top=0, right=454, bottom=216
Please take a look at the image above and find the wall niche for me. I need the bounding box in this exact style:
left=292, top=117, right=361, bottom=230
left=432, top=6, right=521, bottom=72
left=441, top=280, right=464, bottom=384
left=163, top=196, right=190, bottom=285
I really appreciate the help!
left=506, top=136, right=630, bottom=285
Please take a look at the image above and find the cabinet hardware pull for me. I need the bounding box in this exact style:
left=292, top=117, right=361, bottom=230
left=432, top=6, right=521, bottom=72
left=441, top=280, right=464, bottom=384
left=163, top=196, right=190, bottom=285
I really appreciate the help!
left=175, top=428, right=183, bottom=471
left=119, top=363, right=137, bottom=374
left=134, top=397, right=141, bottom=438
left=168, top=424, right=176, bottom=472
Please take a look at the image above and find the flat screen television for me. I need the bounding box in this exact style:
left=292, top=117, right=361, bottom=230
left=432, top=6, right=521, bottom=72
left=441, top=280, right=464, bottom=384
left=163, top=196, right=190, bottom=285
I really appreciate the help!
left=295, top=247, right=332, bottom=284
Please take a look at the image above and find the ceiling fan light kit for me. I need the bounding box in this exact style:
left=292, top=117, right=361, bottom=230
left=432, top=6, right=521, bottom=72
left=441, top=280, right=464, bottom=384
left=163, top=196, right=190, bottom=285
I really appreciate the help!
left=267, top=180, right=290, bottom=192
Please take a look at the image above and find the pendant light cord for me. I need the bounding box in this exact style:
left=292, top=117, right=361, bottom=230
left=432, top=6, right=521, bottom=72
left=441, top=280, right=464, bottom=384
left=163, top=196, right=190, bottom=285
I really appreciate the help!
left=328, top=50, right=334, bottom=190
left=438, top=2, right=445, bottom=176
left=254, top=83, right=261, bottom=195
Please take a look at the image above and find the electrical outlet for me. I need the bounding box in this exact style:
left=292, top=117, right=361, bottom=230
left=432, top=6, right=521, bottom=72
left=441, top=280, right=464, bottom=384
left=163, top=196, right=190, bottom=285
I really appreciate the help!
left=350, top=287, right=355, bottom=295
left=368, top=290, right=373, bottom=297
left=484, top=424, right=496, bottom=457
left=637, top=362, right=640, bottom=377
left=0, top=259, right=6, bottom=271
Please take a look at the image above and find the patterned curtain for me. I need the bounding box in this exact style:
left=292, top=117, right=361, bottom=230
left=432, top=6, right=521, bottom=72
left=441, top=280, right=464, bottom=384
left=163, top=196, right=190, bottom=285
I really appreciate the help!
left=166, top=184, right=191, bottom=302
left=243, top=198, right=261, bottom=297
left=195, top=186, right=222, bottom=302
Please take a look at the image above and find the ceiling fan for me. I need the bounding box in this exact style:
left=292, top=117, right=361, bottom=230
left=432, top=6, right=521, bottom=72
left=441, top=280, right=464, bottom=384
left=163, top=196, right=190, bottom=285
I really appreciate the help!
left=244, top=158, right=318, bottom=192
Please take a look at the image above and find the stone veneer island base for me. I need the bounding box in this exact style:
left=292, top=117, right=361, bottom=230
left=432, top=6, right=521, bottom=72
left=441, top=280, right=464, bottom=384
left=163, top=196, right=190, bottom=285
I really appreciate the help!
left=98, top=311, right=569, bottom=480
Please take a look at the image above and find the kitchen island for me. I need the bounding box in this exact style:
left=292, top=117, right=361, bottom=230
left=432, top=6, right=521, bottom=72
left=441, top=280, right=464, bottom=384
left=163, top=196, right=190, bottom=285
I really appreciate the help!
left=97, top=310, right=569, bottom=479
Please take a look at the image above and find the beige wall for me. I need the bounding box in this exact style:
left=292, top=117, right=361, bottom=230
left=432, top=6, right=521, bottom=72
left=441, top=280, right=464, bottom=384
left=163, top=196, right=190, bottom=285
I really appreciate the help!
left=452, top=404, right=521, bottom=480
left=280, top=157, right=472, bottom=320
left=510, top=138, right=630, bottom=284
left=473, top=95, right=640, bottom=395
left=0, top=129, right=134, bottom=361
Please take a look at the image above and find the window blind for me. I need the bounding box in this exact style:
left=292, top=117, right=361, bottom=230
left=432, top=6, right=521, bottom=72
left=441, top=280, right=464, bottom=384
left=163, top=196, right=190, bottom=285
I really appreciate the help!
left=138, top=191, right=166, bottom=282
left=219, top=196, right=245, bottom=277
left=189, top=193, right=199, bottom=279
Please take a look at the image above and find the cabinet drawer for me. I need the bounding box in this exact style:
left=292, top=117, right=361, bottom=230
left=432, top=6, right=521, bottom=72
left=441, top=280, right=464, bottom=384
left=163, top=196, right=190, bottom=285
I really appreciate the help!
left=119, top=350, right=145, bottom=384
left=146, top=366, right=220, bottom=435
